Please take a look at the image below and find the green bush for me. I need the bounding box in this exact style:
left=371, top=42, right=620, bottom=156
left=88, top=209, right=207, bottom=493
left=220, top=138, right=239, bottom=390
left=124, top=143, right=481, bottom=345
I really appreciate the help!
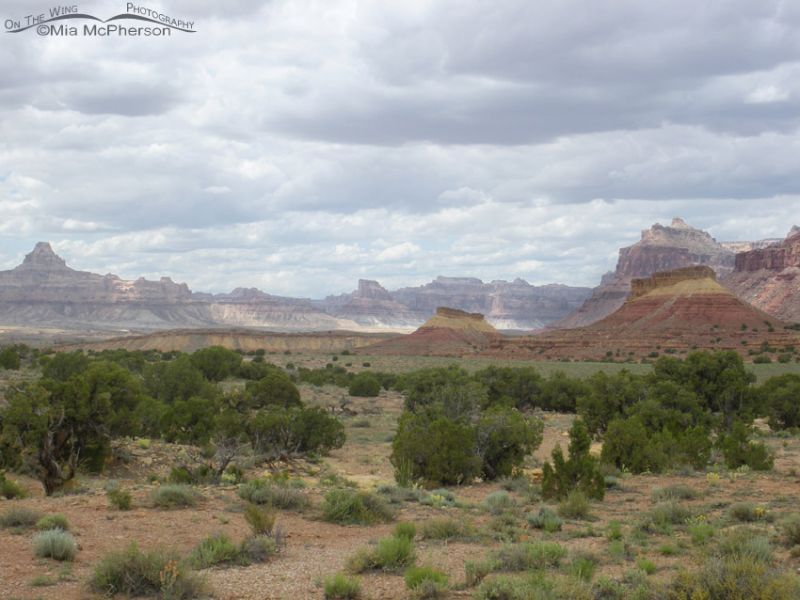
left=347, top=535, right=415, bottom=573
left=729, top=502, right=769, bottom=523
left=0, top=475, right=26, bottom=499
left=394, top=521, right=417, bottom=540
left=652, top=485, right=700, bottom=502
left=151, top=484, right=199, bottom=508
left=718, top=529, right=774, bottom=564
left=404, top=566, right=448, bottom=599
left=484, top=490, right=516, bottom=515
left=717, top=422, right=774, bottom=471
left=0, top=506, right=42, bottom=529
left=491, top=541, right=567, bottom=571
left=760, top=374, right=800, bottom=430
left=527, top=507, right=563, bottom=532
left=542, top=419, right=604, bottom=501
left=324, top=572, right=361, bottom=599
left=244, top=504, right=276, bottom=535
left=238, top=479, right=309, bottom=510
left=189, top=533, right=240, bottom=568
left=639, top=502, right=692, bottom=534
left=322, top=489, right=394, bottom=525
left=420, top=517, right=476, bottom=541
left=667, top=556, right=800, bottom=599
left=90, top=543, right=206, bottom=598
left=779, top=514, right=800, bottom=547
left=348, top=373, right=381, bottom=397
left=249, top=406, right=345, bottom=457
left=558, top=490, right=590, bottom=520
left=32, top=530, right=77, bottom=561
left=239, top=535, right=278, bottom=563
left=244, top=372, right=302, bottom=409
left=36, top=514, right=69, bottom=531
left=107, top=487, right=132, bottom=510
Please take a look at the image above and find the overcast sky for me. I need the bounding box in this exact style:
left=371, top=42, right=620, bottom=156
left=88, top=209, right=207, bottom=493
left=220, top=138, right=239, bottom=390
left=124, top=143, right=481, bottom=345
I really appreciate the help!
left=2, top=1, right=800, bottom=297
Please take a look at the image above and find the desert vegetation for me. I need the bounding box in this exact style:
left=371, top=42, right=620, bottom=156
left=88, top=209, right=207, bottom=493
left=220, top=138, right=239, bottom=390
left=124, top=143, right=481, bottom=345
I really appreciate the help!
left=1, top=345, right=800, bottom=598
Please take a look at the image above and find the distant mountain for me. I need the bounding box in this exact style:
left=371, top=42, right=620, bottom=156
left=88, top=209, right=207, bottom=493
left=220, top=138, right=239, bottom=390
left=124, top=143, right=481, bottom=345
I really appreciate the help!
left=320, top=276, right=591, bottom=330
left=0, top=243, right=589, bottom=333
left=722, top=227, right=800, bottom=323
left=555, top=218, right=749, bottom=329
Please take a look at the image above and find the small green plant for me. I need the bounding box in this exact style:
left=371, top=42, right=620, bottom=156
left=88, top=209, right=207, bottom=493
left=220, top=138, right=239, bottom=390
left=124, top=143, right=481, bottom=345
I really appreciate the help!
left=0, top=475, right=26, bottom=499
left=420, top=517, right=476, bottom=541
left=780, top=514, right=800, bottom=547
left=0, top=506, right=42, bottom=529
left=729, top=502, right=769, bottom=523
left=687, top=518, right=715, bottom=545
left=491, top=541, right=567, bottom=571
left=150, top=484, right=199, bottom=509
left=465, top=559, right=494, bottom=587
left=35, top=514, right=69, bottom=531
left=542, top=419, right=605, bottom=501
left=107, top=487, right=133, bottom=510
left=238, top=479, right=309, bottom=510
left=346, top=535, right=415, bottom=573
left=394, top=521, right=417, bottom=540
left=188, top=534, right=240, bottom=568
left=570, top=553, right=598, bottom=581
left=33, top=530, right=77, bottom=561
left=718, top=529, right=773, bottom=564
left=558, top=490, right=590, bottom=519
left=527, top=507, right=563, bottom=532
left=244, top=504, right=276, bottom=536
left=606, top=520, right=623, bottom=541
left=483, top=490, right=516, bottom=515
left=638, top=502, right=692, bottom=534
left=239, top=535, right=278, bottom=563
left=651, top=484, right=700, bottom=502
left=324, top=572, right=362, bottom=599
left=637, top=558, right=657, bottom=575
left=404, top=566, right=448, bottom=599
left=322, top=489, right=394, bottom=525
left=90, top=543, right=206, bottom=598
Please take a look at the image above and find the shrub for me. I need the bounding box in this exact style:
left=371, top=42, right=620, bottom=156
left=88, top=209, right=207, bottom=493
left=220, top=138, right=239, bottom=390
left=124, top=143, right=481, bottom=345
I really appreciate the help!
left=107, top=487, right=132, bottom=510
left=717, top=422, right=774, bottom=471
left=420, top=517, right=476, bottom=541
left=239, top=535, right=278, bottom=563
left=652, top=485, right=700, bottom=502
left=324, top=572, right=362, bottom=599
left=667, top=556, right=800, bottom=599
left=558, top=490, right=590, bottom=520
left=151, top=484, right=199, bottom=508
left=760, top=374, right=800, bottom=430
left=238, top=479, right=309, bottom=510
left=348, top=373, right=381, bottom=397
left=570, top=553, right=598, bottom=581
left=688, top=520, right=716, bottom=545
left=347, top=536, right=415, bottom=572
left=244, top=372, right=302, bottom=408
left=474, top=407, right=544, bottom=480
left=527, top=507, right=563, bottom=532
left=249, top=406, right=345, bottom=457
left=90, top=543, right=206, bottom=598
left=244, top=504, right=276, bottom=536
left=779, top=514, right=800, bottom=547
left=729, top=502, right=769, bottom=523
left=394, top=521, right=417, bottom=540
left=0, top=475, right=26, bottom=499
left=32, top=530, right=77, bottom=561
left=391, top=412, right=481, bottom=485
left=36, top=514, right=69, bottom=531
left=484, top=490, right=516, bottom=515
left=404, top=566, right=448, bottom=599
left=640, top=502, right=692, bottom=533
left=542, top=419, right=604, bottom=501
left=0, top=506, right=42, bottom=529
left=637, top=558, right=657, bottom=575
left=465, top=560, right=494, bottom=587
left=717, top=529, right=774, bottom=564
left=491, top=541, right=567, bottom=571
left=419, top=488, right=457, bottom=508
left=322, top=489, right=393, bottom=525
left=189, top=534, right=240, bottom=568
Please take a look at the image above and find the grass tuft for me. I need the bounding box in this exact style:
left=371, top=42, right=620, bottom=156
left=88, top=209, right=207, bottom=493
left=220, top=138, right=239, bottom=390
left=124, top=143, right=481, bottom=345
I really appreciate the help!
left=33, top=530, right=77, bottom=561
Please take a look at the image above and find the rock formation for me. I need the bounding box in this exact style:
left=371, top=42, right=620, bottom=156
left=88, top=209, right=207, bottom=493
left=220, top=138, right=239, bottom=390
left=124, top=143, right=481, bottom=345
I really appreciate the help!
left=483, top=266, right=798, bottom=361
left=364, top=307, right=502, bottom=356
left=556, top=219, right=740, bottom=329
left=723, top=227, right=800, bottom=323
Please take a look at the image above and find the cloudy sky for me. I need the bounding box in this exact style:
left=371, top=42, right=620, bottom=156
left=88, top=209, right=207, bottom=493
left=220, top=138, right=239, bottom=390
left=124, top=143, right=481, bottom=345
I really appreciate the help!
left=2, top=0, right=800, bottom=297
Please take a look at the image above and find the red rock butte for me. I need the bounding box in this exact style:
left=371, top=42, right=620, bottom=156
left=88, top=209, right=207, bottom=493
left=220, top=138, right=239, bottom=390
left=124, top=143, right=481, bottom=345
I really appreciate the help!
left=481, top=266, right=800, bottom=361
left=363, top=307, right=501, bottom=356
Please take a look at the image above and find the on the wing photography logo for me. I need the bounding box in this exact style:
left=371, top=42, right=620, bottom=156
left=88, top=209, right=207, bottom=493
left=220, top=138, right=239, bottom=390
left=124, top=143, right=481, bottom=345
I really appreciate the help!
left=5, top=4, right=195, bottom=37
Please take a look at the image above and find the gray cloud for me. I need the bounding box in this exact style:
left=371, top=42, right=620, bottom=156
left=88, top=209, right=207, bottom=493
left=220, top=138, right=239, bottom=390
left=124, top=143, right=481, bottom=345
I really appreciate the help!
left=1, top=0, right=799, bottom=296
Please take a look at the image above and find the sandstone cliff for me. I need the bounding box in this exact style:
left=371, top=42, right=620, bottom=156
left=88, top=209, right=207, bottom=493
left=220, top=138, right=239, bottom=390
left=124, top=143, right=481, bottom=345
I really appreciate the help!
left=722, top=227, right=800, bottom=322
left=556, top=219, right=739, bottom=329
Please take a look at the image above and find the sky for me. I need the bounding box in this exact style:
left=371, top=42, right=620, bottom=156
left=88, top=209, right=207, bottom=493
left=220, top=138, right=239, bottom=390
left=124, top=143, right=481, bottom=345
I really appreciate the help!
left=1, top=0, right=800, bottom=298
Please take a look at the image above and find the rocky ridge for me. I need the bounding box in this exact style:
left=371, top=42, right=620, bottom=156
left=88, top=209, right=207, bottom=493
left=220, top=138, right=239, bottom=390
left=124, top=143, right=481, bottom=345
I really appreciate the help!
left=722, top=227, right=800, bottom=323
